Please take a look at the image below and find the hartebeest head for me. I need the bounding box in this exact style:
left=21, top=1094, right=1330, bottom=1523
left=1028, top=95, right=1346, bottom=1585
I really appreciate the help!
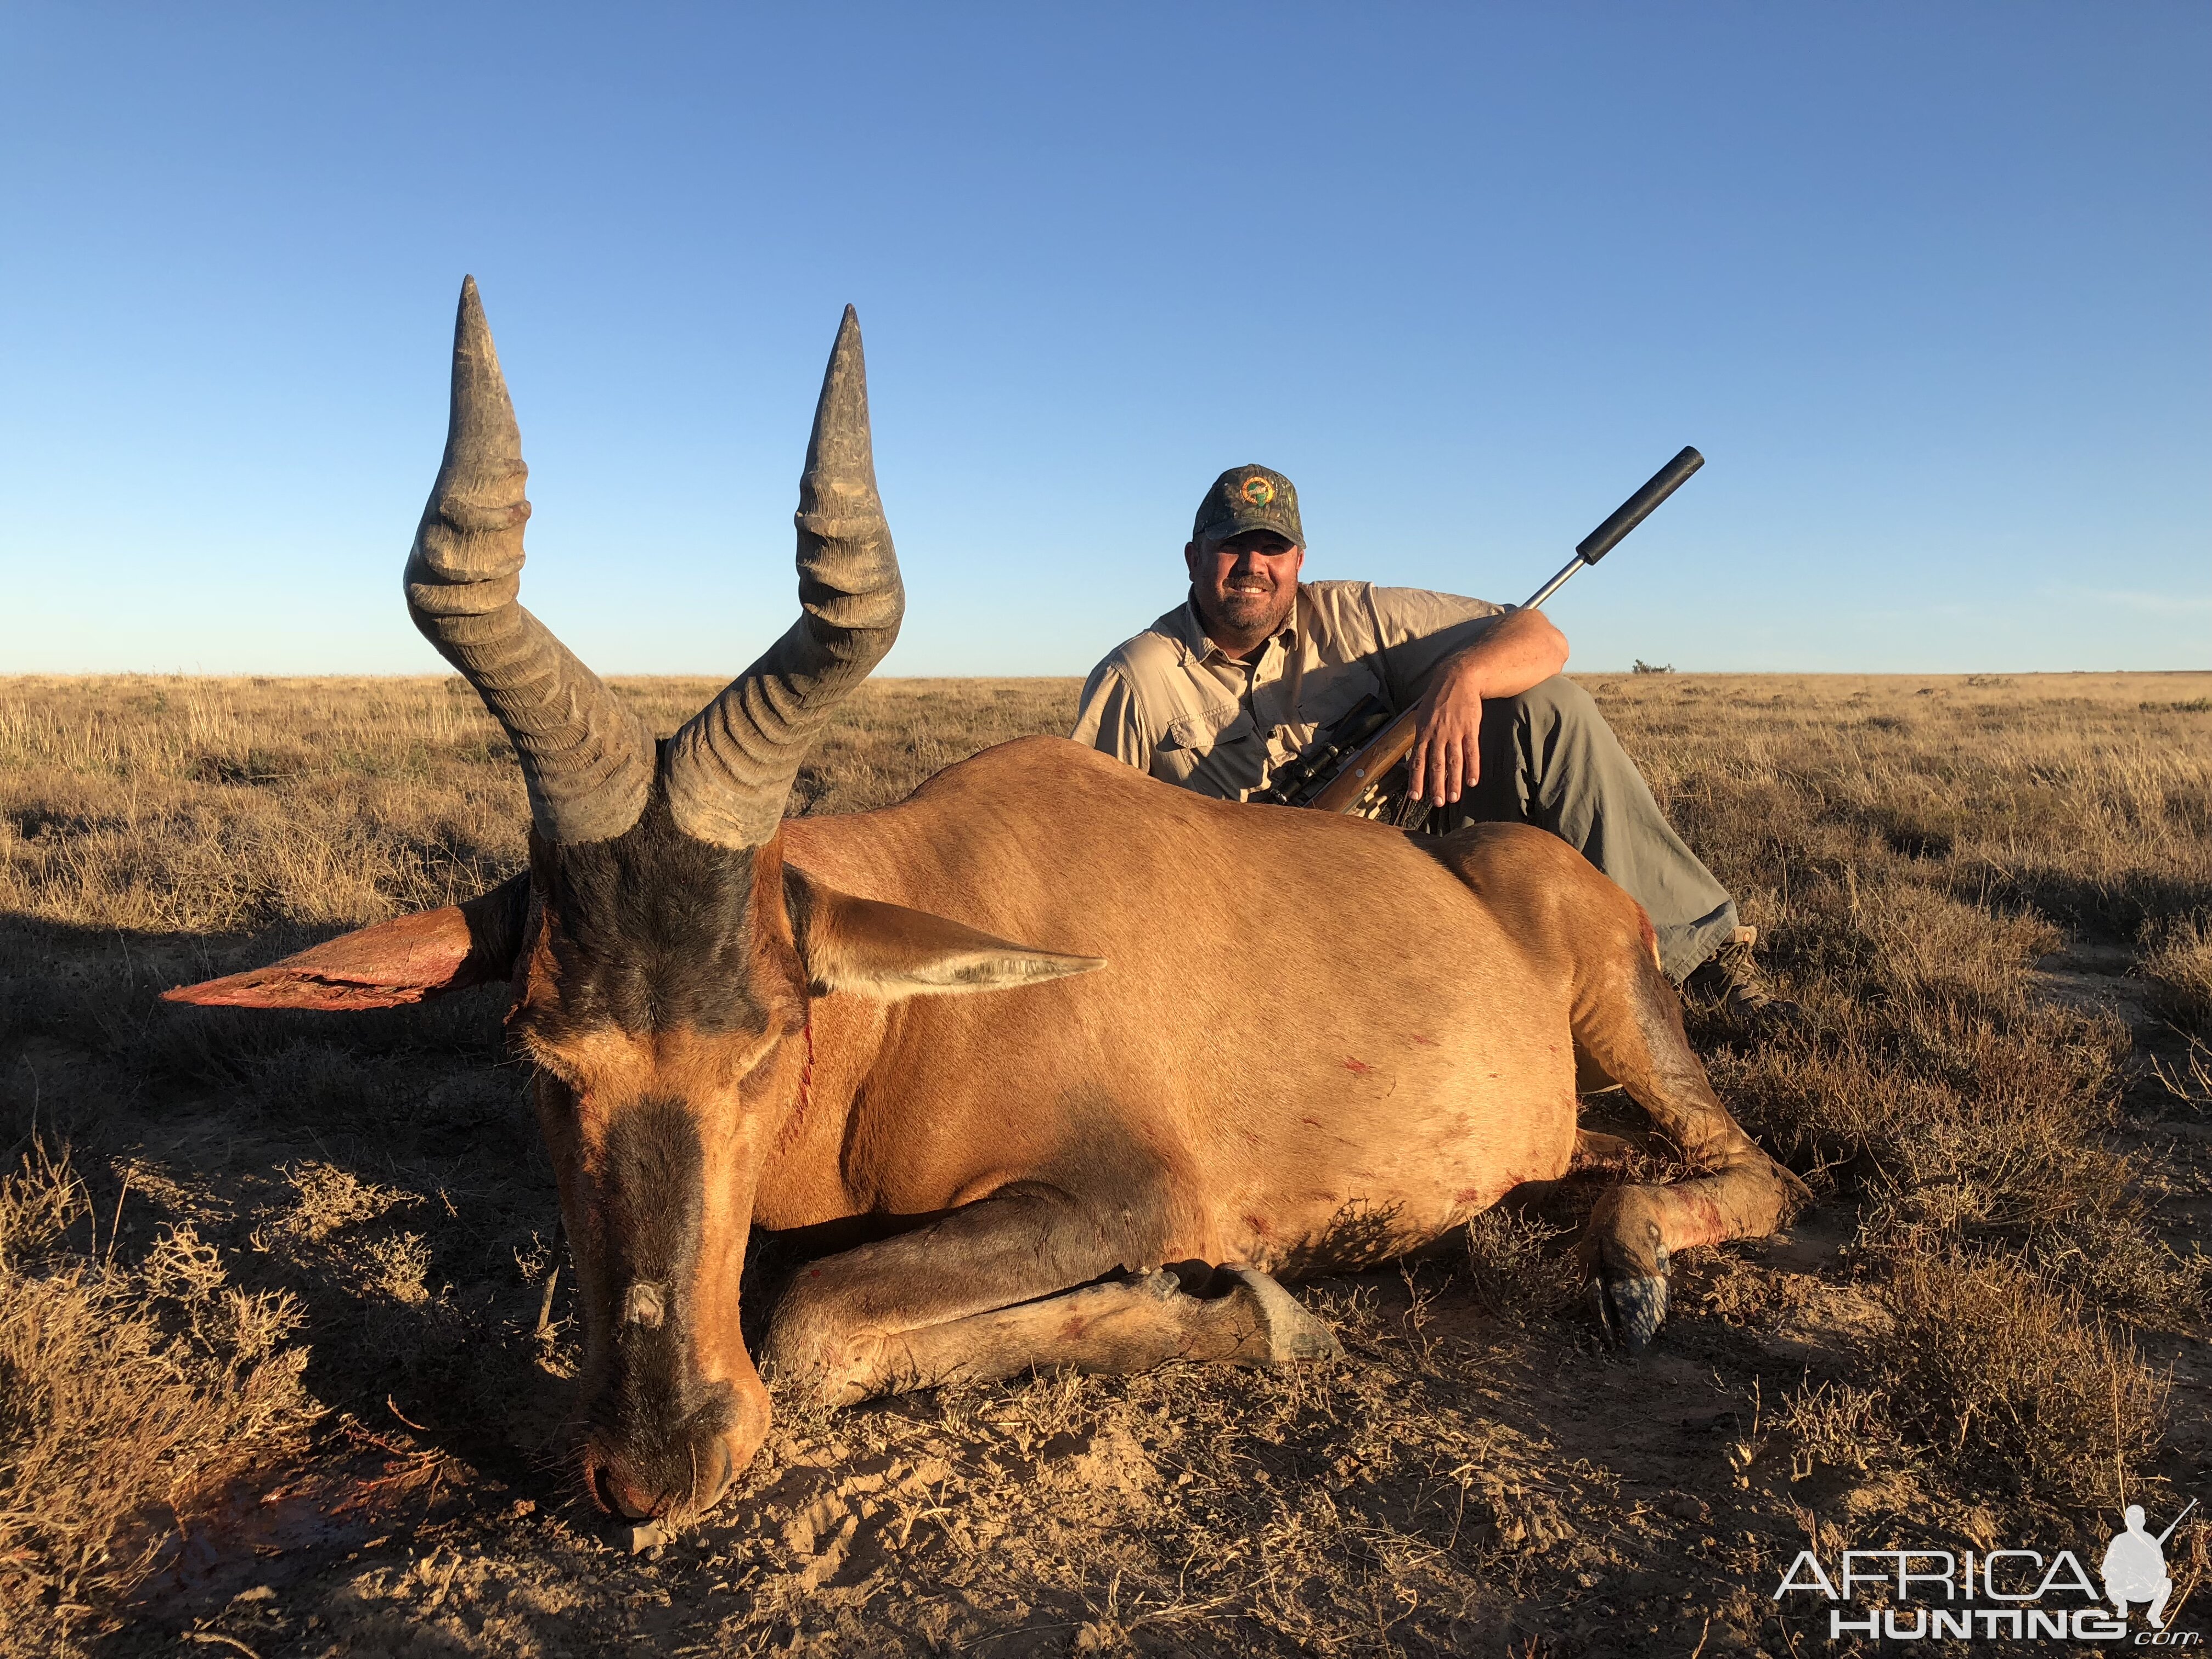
left=167, top=280, right=1101, bottom=1519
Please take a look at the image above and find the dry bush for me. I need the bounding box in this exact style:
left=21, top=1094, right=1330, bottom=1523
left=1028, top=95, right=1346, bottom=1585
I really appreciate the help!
left=1881, top=1250, right=2167, bottom=1510
left=0, top=1141, right=316, bottom=1645
left=1771, top=1378, right=1890, bottom=1479
left=1461, top=1207, right=1582, bottom=1324
left=2141, top=912, right=2212, bottom=1036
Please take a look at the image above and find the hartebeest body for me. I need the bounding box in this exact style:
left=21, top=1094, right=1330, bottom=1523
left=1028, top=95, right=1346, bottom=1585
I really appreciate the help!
left=168, top=282, right=1803, bottom=1522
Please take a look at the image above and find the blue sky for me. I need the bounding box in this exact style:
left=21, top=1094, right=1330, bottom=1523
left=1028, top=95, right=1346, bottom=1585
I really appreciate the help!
left=2, top=4, right=2205, bottom=675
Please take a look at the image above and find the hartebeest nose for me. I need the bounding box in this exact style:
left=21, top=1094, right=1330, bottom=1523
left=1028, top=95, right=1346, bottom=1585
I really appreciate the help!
left=580, top=1341, right=768, bottom=1521
left=593, top=1462, right=664, bottom=1521
left=586, top=1425, right=741, bottom=1520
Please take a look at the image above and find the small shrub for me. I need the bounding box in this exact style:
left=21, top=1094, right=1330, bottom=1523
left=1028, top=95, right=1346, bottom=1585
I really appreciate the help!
left=1462, top=1208, right=1582, bottom=1324
left=0, top=1142, right=317, bottom=1640
left=1881, top=1251, right=2166, bottom=1509
left=2141, top=913, right=2212, bottom=1035
left=1773, top=1378, right=1890, bottom=1477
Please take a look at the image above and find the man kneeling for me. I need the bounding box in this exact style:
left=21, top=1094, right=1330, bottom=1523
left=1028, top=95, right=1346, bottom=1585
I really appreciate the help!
left=1070, top=462, right=1784, bottom=1015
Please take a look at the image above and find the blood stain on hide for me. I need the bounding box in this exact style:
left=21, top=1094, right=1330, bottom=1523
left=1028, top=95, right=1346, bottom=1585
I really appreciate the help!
left=1343, top=1057, right=1373, bottom=1075
left=1409, top=1034, right=1439, bottom=1047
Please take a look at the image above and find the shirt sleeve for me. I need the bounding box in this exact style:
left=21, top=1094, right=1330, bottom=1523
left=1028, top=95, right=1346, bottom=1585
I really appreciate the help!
left=1360, top=586, right=1507, bottom=708
left=1069, top=659, right=1152, bottom=772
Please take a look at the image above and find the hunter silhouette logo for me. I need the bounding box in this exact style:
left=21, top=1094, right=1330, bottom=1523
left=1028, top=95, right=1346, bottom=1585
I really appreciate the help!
left=1770, top=1498, right=2202, bottom=1643
left=2105, top=1500, right=2195, bottom=1630
left=1240, top=475, right=1275, bottom=507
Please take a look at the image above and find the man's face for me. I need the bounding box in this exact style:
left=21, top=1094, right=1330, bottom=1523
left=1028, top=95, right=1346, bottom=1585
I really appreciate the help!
left=1185, top=529, right=1304, bottom=646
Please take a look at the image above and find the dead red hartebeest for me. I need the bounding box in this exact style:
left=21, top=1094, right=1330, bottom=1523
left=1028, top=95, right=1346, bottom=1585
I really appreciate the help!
left=167, top=280, right=1804, bottom=1522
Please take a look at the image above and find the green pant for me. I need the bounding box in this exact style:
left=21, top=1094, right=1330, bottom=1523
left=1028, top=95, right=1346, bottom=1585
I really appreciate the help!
left=1441, top=676, right=1736, bottom=980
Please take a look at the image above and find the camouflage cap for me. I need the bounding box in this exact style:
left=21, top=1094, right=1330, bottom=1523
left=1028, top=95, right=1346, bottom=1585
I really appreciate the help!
left=1192, top=464, right=1305, bottom=549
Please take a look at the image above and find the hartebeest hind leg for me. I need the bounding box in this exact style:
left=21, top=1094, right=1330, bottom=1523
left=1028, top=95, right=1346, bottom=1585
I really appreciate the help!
left=1433, top=823, right=1806, bottom=1351
left=763, top=1191, right=1336, bottom=1407
left=1571, top=940, right=1810, bottom=1350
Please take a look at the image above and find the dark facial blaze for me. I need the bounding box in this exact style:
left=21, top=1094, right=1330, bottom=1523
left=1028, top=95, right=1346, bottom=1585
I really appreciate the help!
left=514, top=789, right=808, bottom=1520
left=585, top=1098, right=735, bottom=1517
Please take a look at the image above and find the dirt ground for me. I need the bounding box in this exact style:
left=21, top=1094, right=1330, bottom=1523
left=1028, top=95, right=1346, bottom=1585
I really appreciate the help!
left=3, top=671, right=2208, bottom=1656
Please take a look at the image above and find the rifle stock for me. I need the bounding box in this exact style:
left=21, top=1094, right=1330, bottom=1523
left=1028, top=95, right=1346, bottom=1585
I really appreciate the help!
left=1308, top=708, right=1422, bottom=814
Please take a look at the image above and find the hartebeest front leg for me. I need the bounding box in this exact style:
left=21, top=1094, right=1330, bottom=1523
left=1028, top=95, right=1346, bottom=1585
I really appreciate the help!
left=763, top=1189, right=1336, bottom=1406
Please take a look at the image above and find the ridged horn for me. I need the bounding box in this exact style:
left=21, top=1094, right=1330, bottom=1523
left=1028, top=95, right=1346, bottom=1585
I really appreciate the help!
left=662, top=306, right=905, bottom=850
left=404, top=277, right=653, bottom=845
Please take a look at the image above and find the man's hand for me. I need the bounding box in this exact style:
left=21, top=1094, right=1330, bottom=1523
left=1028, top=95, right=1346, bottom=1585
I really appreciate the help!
left=1405, top=608, right=1570, bottom=809
left=1407, top=654, right=1488, bottom=808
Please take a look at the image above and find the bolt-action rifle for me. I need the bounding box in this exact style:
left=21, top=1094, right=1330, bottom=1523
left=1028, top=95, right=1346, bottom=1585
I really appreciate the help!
left=1251, top=447, right=1706, bottom=823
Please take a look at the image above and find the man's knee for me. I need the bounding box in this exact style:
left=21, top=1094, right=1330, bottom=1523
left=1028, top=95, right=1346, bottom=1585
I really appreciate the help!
left=1489, top=674, right=1605, bottom=744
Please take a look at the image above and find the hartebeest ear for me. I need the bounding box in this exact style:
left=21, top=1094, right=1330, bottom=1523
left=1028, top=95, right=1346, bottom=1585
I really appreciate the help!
left=788, top=869, right=1105, bottom=1001
left=162, top=874, right=530, bottom=1011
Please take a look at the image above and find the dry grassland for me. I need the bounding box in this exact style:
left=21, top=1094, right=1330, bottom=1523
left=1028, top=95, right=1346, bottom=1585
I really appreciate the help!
left=2, top=670, right=2209, bottom=1657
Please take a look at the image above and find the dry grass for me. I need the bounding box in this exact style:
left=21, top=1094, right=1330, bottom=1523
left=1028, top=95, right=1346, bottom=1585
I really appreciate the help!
left=1, top=669, right=2208, bottom=1656
left=2143, top=912, right=2212, bottom=1036
left=0, top=1142, right=315, bottom=1643
left=1881, top=1250, right=2168, bottom=1508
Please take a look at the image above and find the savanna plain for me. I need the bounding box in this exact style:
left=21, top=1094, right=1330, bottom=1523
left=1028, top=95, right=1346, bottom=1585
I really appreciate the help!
left=2, top=670, right=2208, bottom=1658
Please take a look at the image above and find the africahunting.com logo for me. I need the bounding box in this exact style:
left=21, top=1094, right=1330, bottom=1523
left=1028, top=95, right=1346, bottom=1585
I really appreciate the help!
left=1773, top=1500, right=2199, bottom=1644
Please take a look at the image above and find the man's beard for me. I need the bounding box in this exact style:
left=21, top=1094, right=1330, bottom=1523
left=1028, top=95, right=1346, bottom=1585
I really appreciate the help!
left=1206, top=580, right=1295, bottom=639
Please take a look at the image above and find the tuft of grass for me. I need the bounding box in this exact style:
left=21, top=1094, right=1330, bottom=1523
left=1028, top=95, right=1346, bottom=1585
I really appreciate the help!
left=2141, top=913, right=2212, bottom=1036
left=0, top=1141, right=316, bottom=1644
left=1881, top=1251, right=2167, bottom=1510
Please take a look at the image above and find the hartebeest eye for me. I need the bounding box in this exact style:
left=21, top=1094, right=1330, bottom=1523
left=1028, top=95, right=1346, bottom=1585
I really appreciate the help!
left=520, top=1043, right=588, bottom=1098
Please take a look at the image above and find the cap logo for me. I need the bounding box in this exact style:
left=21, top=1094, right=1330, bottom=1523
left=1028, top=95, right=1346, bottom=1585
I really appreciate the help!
left=1240, top=476, right=1276, bottom=507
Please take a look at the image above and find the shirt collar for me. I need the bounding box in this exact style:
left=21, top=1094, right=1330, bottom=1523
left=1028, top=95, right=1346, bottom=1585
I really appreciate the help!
left=1166, top=585, right=1305, bottom=668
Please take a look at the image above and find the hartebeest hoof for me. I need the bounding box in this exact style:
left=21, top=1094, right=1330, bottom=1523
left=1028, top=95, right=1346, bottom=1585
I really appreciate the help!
left=1593, top=1244, right=1670, bottom=1354
left=1208, top=1265, right=1342, bottom=1364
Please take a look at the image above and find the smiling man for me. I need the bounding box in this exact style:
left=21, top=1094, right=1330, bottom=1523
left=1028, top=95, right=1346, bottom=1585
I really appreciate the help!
left=1070, top=463, right=1782, bottom=1015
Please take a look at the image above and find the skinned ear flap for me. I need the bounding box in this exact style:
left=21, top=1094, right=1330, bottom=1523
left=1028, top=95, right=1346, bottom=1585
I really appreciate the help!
left=162, top=874, right=530, bottom=1011
left=788, top=868, right=1105, bottom=1001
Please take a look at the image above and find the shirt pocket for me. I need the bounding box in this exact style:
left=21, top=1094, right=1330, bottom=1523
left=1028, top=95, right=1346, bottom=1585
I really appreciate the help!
left=1271, top=660, right=1384, bottom=764
left=1293, top=660, right=1386, bottom=733
left=1154, top=701, right=1263, bottom=795
left=1161, top=701, right=1257, bottom=752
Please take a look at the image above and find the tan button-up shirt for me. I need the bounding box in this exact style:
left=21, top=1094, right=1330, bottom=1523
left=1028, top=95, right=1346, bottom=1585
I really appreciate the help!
left=1070, top=581, right=1505, bottom=802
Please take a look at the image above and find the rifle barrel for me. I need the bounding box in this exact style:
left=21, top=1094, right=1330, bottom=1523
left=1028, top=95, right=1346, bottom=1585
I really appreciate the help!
left=2155, top=1497, right=2199, bottom=1547
left=1521, top=555, right=1587, bottom=611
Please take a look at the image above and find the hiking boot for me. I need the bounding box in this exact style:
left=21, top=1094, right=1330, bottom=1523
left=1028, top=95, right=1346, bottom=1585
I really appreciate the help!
left=1680, top=927, right=1803, bottom=1028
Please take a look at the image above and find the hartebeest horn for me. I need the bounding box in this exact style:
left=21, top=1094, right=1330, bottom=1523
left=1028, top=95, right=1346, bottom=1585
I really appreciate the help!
left=662, top=307, right=904, bottom=850
left=404, top=277, right=653, bottom=845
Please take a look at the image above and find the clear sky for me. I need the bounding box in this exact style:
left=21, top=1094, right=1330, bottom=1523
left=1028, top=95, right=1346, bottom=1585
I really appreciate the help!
left=2, top=4, right=2205, bottom=676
